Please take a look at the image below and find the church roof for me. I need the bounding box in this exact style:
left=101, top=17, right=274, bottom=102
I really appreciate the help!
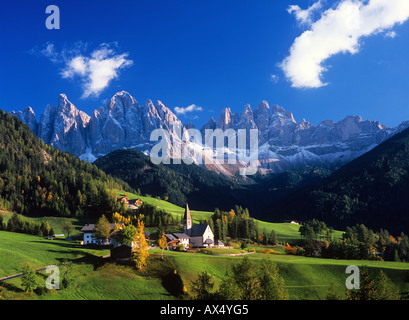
left=190, top=225, right=209, bottom=237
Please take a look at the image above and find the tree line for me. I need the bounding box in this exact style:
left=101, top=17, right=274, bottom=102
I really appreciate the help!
left=0, top=213, right=53, bottom=237
left=297, top=219, right=409, bottom=262
left=0, top=111, right=133, bottom=219
left=203, top=206, right=277, bottom=245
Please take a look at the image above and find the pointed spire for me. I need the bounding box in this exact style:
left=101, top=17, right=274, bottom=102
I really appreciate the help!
left=183, top=203, right=191, bottom=221
left=183, top=203, right=192, bottom=236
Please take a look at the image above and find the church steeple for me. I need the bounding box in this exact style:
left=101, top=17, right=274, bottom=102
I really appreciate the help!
left=183, top=203, right=192, bottom=236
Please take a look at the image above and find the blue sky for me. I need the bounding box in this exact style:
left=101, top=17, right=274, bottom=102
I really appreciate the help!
left=1, top=0, right=409, bottom=128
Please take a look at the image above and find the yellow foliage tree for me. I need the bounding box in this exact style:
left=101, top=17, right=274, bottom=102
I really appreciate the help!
left=158, top=232, right=168, bottom=260
left=112, top=212, right=131, bottom=225
left=133, top=220, right=149, bottom=270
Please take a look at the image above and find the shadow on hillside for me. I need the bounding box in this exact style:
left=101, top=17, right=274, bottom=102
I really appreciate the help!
left=27, top=239, right=109, bottom=269
left=0, top=281, right=25, bottom=294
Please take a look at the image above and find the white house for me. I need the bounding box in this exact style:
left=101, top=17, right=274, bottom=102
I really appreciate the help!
left=80, top=223, right=124, bottom=245
left=165, top=233, right=190, bottom=250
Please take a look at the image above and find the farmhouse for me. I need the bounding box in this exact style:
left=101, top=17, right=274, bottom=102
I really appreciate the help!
left=165, top=233, right=190, bottom=250
left=117, top=194, right=143, bottom=210
left=80, top=223, right=124, bottom=245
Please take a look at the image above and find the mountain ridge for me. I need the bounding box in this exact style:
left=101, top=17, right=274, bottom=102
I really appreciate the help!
left=11, top=91, right=409, bottom=176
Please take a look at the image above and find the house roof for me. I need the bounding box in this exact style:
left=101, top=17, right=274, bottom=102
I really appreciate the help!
left=165, top=234, right=177, bottom=241
left=128, top=198, right=142, bottom=204
left=172, top=233, right=189, bottom=239
left=81, top=223, right=123, bottom=232
left=190, top=225, right=209, bottom=237
left=204, top=238, right=214, bottom=244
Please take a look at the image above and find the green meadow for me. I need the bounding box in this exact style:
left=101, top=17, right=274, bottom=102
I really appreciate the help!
left=1, top=193, right=409, bottom=300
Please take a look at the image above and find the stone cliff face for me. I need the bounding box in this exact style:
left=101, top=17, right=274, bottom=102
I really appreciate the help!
left=10, top=91, right=409, bottom=175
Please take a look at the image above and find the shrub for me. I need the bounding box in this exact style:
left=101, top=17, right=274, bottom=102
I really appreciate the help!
left=285, top=243, right=298, bottom=255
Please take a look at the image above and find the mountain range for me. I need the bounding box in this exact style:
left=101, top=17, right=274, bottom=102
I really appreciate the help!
left=10, top=91, right=409, bottom=176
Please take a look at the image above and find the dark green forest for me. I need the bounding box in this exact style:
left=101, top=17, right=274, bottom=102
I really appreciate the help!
left=0, top=111, right=133, bottom=218
left=265, top=127, right=409, bottom=235
left=94, top=148, right=331, bottom=215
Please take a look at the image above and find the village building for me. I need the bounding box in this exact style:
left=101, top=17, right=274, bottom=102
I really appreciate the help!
left=117, top=195, right=143, bottom=210
left=80, top=223, right=124, bottom=245
left=165, top=204, right=215, bottom=249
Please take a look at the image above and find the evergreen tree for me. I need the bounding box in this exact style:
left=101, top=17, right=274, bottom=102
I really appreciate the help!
left=190, top=271, right=215, bottom=300
left=21, top=262, right=38, bottom=293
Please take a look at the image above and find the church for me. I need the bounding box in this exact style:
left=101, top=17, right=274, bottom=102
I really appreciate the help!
left=165, top=204, right=215, bottom=248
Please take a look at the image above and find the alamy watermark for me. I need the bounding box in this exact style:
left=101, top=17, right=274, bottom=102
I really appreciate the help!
left=149, top=126, right=259, bottom=176
left=345, top=265, right=360, bottom=290
left=45, top=5, right=60, bottom=30
left=45, top=265, right=60, bottom=290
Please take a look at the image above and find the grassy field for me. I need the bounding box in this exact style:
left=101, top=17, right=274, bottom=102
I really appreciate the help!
left=114, top=190, right=214, bottom=223
left=1, top=229, right=409, bottom=300
left=155, top=248, right=409, bottom=300
left=0, top=210, right=92, bottom=237
left=0, top=231, right=174, bottom=300
left=1, top=192, right=409, bottom=300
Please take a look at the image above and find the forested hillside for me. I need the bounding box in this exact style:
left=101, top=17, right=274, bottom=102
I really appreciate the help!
left=265, top=126, right=409, bottom=235
left=94, top=149, right=241, bottom=211
left=0, top=110, right=133, bottom=218
left=95, top=148, right=331, bottom=215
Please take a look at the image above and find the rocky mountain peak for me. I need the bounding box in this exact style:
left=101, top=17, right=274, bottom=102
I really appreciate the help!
left=11, top=92, right=409, bottom=176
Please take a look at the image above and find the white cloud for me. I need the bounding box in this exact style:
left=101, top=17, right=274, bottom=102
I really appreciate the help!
left=31, top=42, right=133, bottom=98
left=29, top=42, right=60, bottom=63
left=174, top=104, right=203, bottom=115
left=287, top=0, right=323, bottom=26
left=270, top=74, right=279, bottom=84
left=61, top=45, right=133, bottom=98
left=281, top=0, right=409, bottom=89
left=385, top=31, right=397, bottom=38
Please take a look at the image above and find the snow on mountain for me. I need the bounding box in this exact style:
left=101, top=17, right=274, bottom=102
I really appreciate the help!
left=10, top=91, right=409, bottom=176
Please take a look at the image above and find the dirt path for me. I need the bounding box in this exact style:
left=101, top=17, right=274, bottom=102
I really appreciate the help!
left=0, top=266, right=51, bottom=282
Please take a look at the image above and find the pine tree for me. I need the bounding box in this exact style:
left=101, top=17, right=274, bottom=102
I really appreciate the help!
left=190, top=271, right=215, bottom=300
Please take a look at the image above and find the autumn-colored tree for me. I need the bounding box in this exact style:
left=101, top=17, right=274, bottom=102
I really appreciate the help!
left=285, top=243, right=298, bottom=255
left=112, top=212, right=131, bottom=225
left=345, top=267, right=377, bottom=300
left=132, top=220, right=149, bottom=270
left=158, top=232, right=168, bottom=260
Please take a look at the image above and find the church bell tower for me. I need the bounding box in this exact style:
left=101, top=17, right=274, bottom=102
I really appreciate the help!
left=183, top=203, right=192, bottom=236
